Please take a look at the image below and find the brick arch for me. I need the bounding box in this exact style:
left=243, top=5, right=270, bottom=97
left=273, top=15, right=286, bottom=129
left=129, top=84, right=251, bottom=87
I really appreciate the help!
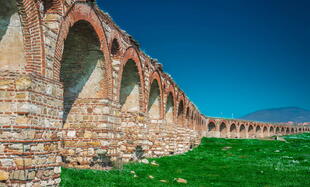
left=248, top=124, right=255, bottom=138
left=185, top=106, right=190, bottom=119
left=53, top=2, right=113, bottom=98
left=177, top=94, right=186, bottom=126
left=208, top=120, right=216, bottom=131
left=193, top=112, right=198, bottom=129
left=189, top=110, right=195, bottom=129
left=255, top=125, right=262, bottom=138
left=118, top=47, right=146, bottom=112
left=239, top=124, right=246, bottom=138
left=229, top=123, right=238, bottom=138
left=165, top=84, right=176, bottom=104
left=275, top=126, right=280, bottom=134
left=220, top=121, right=228, bottom=138
left=263, top=126, right=268, bottom=136
left=269, top=126, right=275, bottom=135
left=18, top=0, right=45, bottom=75
left=147, top=71, right=164, bottom=119
left=185, top=106, right=191, bottom=128
left=164, top=84, right=176, bottom=123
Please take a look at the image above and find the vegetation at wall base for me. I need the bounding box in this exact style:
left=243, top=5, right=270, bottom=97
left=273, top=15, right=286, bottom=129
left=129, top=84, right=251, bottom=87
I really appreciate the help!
left=61, top=133, right=310, bottom=187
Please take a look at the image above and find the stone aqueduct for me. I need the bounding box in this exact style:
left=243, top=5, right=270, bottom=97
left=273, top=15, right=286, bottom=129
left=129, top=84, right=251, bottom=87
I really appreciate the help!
left=0, top=0, right=309, bottom=186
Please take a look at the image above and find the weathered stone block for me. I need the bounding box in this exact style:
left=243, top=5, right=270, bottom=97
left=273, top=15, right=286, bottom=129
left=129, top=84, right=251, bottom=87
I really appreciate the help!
left=15, top=76, right=32, bottom=90
left=0, top=170, right=9, bottom=181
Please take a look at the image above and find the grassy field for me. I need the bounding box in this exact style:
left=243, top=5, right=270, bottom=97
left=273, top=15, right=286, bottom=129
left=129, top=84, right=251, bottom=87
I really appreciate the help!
left=61, top=133, right=310, bottom=187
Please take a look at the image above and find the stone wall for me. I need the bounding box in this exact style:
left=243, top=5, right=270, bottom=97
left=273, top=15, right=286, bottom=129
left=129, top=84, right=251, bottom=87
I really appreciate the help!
left=0, top=1, right=309, bottom=186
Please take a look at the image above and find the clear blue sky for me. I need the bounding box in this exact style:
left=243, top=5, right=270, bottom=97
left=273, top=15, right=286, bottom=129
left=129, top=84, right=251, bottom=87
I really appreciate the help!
left=98, top=0, right=310, bottom=118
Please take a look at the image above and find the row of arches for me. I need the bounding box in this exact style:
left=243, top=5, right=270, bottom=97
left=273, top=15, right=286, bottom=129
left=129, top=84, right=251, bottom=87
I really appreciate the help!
left=53, top=2, right=203, bottom=126
left=21, top=1, right=309, bottom=134
left=12, top=0, right=205, bottom=127
left=206, top=121, right=309, bottom=139
left=118, top=59, right=200, bottom=125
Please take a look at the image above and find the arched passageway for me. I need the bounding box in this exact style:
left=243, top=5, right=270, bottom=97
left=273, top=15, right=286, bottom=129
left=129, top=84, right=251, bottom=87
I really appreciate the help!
left=147, top=79, right=161, bottom=119
left=165, top=93, right=174, bottom=123
left=207, top=122, right=217, bottom=137
left=177, top=100, right=184, bottom=126
left=291, top=128, right=295, bottom=134
left=281, top=127, right=285, bottom=135
left=275, top=127, right=280, bottom=135
left=230, top=124, right=238, bottom=138
left=185, top=107, right=190, bottom=127
left=263, top=126, right=268, bottom=137
left=239, top=125, right=246, bottom=138
left=120, top=60, right=141, bottom=112
left=220, top=122, right=228, bottom=138
left=190, top=112, right=195, bottom=129
left=248, top=125, right=254, bottom=138
left=270, top=127, right=274, bottom=136
left=60, top=20, right=105, bottom=124
left=256, top=126, right=262, bottom=138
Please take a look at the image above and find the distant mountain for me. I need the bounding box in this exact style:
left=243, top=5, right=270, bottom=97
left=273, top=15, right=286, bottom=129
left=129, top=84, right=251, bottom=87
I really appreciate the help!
left=240, top=107, right=310, bottom=123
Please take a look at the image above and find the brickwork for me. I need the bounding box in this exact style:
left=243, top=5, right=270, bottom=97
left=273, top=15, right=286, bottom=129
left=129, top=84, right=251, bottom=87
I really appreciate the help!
left=0, top=1, right=309, bottom=186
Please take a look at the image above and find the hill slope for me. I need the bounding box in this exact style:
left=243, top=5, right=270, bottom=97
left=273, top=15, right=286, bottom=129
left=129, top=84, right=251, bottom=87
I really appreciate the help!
left=241, top=107, right=310, bottom=123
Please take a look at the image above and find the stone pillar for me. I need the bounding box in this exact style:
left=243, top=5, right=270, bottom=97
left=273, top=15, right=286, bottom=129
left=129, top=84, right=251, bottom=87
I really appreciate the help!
left=0, top=73, right=63, bottom=186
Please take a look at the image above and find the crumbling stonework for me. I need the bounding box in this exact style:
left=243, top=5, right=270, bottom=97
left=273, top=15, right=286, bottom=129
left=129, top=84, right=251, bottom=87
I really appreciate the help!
left=0, top=1, right=309, bottom=186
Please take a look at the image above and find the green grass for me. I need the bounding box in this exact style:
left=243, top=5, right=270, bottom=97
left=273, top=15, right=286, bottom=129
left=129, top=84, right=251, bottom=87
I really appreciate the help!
left=61, top=133, right=310, bottom=187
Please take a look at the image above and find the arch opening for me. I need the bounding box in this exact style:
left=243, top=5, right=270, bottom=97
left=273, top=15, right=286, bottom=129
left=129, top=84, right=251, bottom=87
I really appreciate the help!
left=220, top=123, right=227, bottom=138
left=281, top=127, right=285, bottom=135
left=256, top=126, right=261, bottom=138
left=208, top=122, right=216, bottom=132
left=185, top=107, right=190, bottom=127
left=165, top=92, right=174, bottom=123
left=120, top=59, right=141, bottom=112
left=0, top=0, right=27, bottom=71
left=60, top=20, right=105, bottom=124
left=147, top=79, right=161, bottom=119
left=239, top=125, right=246, bottom=138
left=207, top=122, right=217, bottom=137
left=270, top=127, right=274, bottom=135
left=177, top=100, right=184, bottom=126
left=230, top=124, right=237, bottom=138
left=263, top=126, right=268, bottom=137
left=248, top=125, right=254, bottom=138
left=0, top=0, right=17, bottom=41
